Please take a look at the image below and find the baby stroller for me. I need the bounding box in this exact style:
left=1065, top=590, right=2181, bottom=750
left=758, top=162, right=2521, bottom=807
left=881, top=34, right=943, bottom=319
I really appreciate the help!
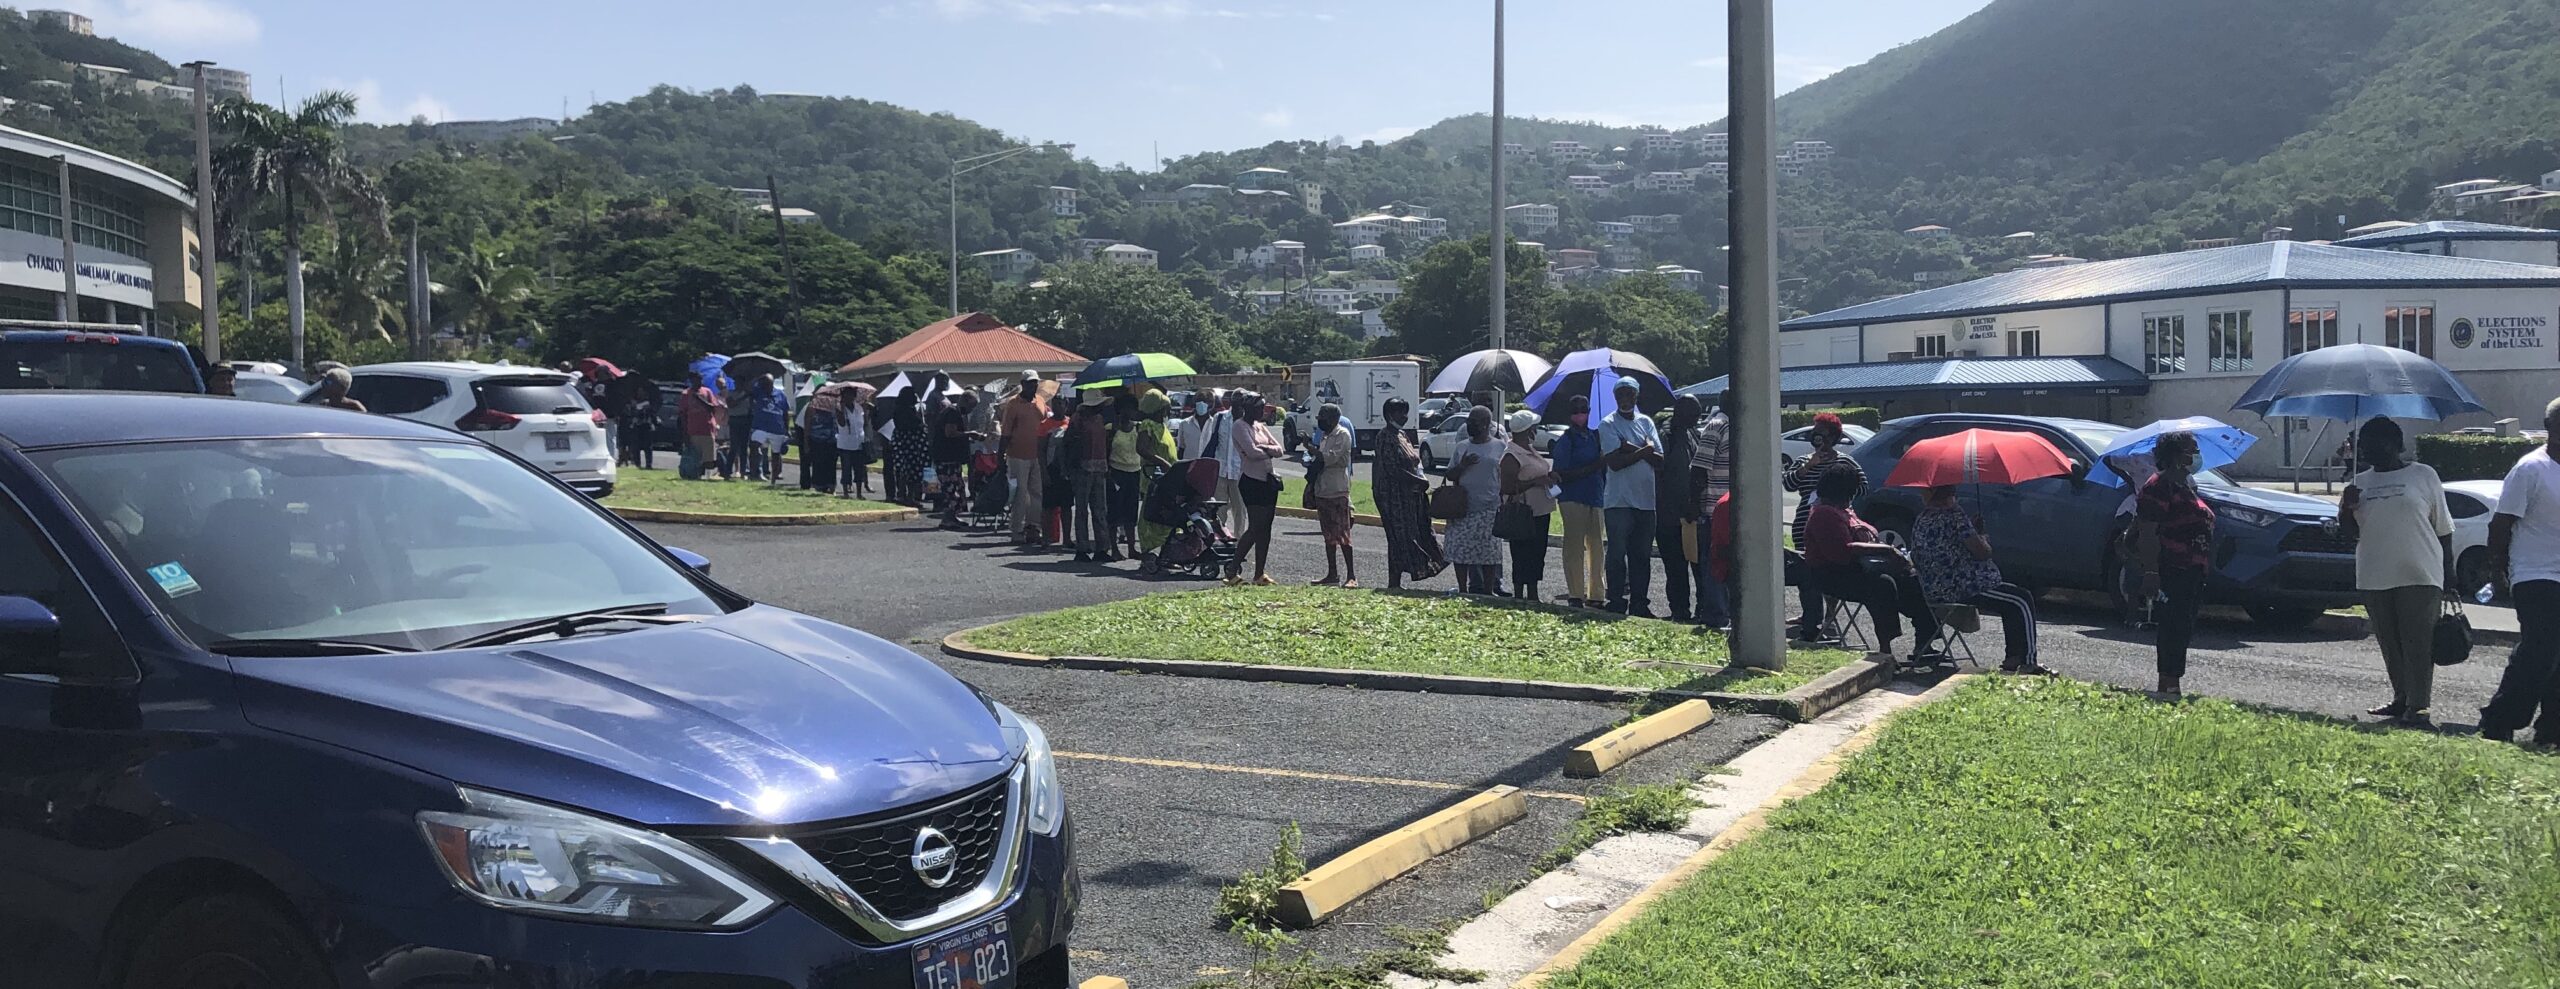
left=968, top=454, right=1010, bottom=531
left=1140, top=458, right=1237, bottom=579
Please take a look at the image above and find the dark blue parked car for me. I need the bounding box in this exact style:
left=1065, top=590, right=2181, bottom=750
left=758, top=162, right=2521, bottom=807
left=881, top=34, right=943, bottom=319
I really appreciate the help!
left=1, top=327, right=204, bottom=393
left=1849, top=413, right=2356, bottom=628
left=0, top=393, right=1075, bottom=989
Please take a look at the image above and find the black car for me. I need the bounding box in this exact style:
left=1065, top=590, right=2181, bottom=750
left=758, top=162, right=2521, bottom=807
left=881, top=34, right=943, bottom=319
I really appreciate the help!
left=1849, top=413, right=2356, bottom=628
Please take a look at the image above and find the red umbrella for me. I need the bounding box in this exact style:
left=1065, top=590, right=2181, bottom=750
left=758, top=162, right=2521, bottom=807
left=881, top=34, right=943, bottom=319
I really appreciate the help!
left=574, top=357, right=623, bottom=380
left=1884, top=428, right=2075, bottom=488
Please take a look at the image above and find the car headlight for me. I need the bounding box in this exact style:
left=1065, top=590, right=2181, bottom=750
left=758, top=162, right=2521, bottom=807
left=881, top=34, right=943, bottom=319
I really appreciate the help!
left=998, top=703, right=1066, bottom=836
left=2211, top=502, right=2281, bottom=528
left=418, top=788, right=776, bottom=928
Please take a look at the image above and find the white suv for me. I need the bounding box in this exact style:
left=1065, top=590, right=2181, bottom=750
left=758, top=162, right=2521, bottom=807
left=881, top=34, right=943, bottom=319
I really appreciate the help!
left=343, top=362, right=617, bottom=495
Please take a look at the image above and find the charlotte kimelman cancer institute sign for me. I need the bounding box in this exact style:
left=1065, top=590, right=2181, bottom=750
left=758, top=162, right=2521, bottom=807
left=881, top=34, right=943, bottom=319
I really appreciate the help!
left=2449, top=315, right=2549, bottom=351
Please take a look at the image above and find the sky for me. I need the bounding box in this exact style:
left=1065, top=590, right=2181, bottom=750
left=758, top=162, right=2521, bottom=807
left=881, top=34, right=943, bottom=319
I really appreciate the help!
left=65, top=0, right=1996, bottom=169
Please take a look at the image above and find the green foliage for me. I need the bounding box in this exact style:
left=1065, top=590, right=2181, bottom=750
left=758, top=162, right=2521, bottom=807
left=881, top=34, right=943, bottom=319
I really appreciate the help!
left=1546, top=273, right=1725, bottom=386
left=1380, top=236, right=1558, bottom=362
left=1536, top=782, right=1703, bottom=873
left=1778, top=407, right=1883, bottom=431
left=990, top=261, right=1253, bottom=371
left=2417, top=434, right=2539, bottom=482
left=1242, top=304, right=1365, bottom=366
left=1549, top=677, right=2560, bottom=989
left=1216, top=822, right=1306, bottom=932
left=218, top=301, right=345, bottom=367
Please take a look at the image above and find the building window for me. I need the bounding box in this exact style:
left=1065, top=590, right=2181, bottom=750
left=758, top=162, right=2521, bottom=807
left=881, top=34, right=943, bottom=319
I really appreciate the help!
left=2006, top=329, right=2042, bottom=357
left=2143, top=314, right=2186, bottom=374
left=1914, top=333, right=1949, bottom=358
left=2286, top=305, right=2339, bottom=356
left=2384, top=303, right=2434, bottom=358
left=2207, top=310, right=2254, bottom=372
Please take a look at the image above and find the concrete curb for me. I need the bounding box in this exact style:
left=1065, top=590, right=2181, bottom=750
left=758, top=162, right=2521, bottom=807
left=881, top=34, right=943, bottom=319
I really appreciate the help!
left=607, top=505, right=919, bottom=526
left=1566, top=700, right=1715, bottom=778
left=1276, top=785, right=1529, bottom=929
left=1511, top=674, right=1977, bottom=988
left=942, top=623, right=1891, bottom=722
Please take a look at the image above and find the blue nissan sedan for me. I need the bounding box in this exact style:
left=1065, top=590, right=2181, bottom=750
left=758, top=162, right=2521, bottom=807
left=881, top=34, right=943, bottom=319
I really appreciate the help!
left=0, top=393, right=1076, bottom=989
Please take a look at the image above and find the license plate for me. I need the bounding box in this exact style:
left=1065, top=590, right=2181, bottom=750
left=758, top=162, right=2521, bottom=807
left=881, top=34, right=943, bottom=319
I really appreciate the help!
left=912, top=916, right=1012, bottom=989
left=544, top=433, right=572, bottom=452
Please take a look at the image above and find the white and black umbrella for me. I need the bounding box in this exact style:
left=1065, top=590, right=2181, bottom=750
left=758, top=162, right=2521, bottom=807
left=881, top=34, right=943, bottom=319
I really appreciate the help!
left=1428, top=349, right=1553, bottom=397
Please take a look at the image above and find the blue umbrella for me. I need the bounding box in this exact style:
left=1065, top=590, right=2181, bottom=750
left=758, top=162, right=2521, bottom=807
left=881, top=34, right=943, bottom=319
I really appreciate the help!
left=688, top=354, right=732, bottom=392
left=2089, top=416, right=2257, bottom=487
left=2231, top=344, right=2486, bottom=422
left=1524, top=348, right=1672, bottom=423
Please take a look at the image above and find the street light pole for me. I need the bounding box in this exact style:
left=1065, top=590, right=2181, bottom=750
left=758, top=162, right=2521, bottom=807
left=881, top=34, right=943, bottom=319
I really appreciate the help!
left=186, top=61, right=219, bottom=358
left=1488, top=0, right=1506, bottom=359
left=1728, top=0, right=1785, bottom=670
left=948, top=142, right=1073, bottom=317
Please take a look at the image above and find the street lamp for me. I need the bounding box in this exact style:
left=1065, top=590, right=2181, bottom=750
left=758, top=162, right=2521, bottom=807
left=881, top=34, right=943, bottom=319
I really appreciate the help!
left=183, top=60, right=218, bottom=358
left=949, top=142, right=1073, bottom=317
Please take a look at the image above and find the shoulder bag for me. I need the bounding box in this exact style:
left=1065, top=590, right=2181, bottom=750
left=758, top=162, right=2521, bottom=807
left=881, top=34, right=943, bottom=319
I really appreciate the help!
left=2432, top=595, right=2473, bottom=667
left=1428, top=480, right=1470, bottom=521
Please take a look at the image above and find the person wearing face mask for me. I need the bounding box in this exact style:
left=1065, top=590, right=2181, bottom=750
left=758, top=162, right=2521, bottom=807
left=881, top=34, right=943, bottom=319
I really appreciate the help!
left=1177, top=390, right=1223, bottom=460
left=1785, top=413, right=1863, bottom=639
left=1442, top=404, right=1511, bottom=594
left=998, top=370, right=1051, bottom=545
left=2338, top=417, right=2455, bottom=728
left=2135, top=431, right=2216, bottom=698
left=1372, top=396, right=1445, bottom=588
left=1548, top=394, right=1608, bottom=607
left=1596, top=377, right=1664, bottom=618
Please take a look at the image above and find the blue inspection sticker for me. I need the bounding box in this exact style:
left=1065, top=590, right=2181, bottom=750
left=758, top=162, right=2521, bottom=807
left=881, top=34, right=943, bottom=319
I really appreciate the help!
left=146, top=562, right=201, bottom=598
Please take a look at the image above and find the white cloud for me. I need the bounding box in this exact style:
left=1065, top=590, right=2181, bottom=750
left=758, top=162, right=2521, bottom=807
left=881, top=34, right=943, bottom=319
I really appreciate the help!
left=64, top=0, right=261, bottom=47
left=1256, top=107, right=1293, bottom=129
left=320, top=77, right=454, bottom=125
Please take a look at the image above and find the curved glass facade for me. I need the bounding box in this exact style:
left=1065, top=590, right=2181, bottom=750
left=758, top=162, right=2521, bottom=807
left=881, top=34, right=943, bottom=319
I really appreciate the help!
left=0, top=161, right=149, bottom=258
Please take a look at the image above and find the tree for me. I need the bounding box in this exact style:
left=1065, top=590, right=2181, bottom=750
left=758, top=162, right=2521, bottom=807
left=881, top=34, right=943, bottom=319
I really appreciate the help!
left=437, top=240, right=542, bottom=347
left=213, top=92, right=388, bottom=369
left=993, top=261, right=1252, bottom=371
left=302, top=229, right=403, bottom=342
left=1546, top=273, right=1725, bottom=386
left=1242, top=304, right=1365, bottom=366
left=1379, top=236, right=1557, bottom=362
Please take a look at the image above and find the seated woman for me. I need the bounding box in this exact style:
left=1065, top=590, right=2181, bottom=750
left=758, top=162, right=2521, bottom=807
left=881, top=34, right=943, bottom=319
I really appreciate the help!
left=1801, top=462, right=1943, bottom=663
left=1911, top=485, right=2050, bottom=674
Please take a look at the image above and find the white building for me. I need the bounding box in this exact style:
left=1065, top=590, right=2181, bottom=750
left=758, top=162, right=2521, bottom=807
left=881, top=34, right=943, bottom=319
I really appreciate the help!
left=1694, top=162, right=1731, bottom=180
left=1596, top=220, right=1635, bottom=243
left=1641, top=132, right=1685, bottom=155
left=1298, top=286, right=1356, bottom=308
left=1043, top=186, right=1080, bottom=217
left=1353, top=278, right=1401, bottom=302
left=1789, top=140, right=1834, bottom=163
left=1337, top=211, right=1447, bottom=246
left=1234, top=166, right=1291, bottom=190
left=1626, top=213, right=1682, bottom=235
left=1348, top=243, right=1387, bottom=261
left=1904, top=224, right=1954, bottom=240
left=755, top=205, right=820, bottom=225
left=434, top=118, right=560, bottom=143
left=2450, top=184, right=2535, bottom=217
left=28, top=9, right=92, bottom=35
left=1551, top=248, right=1600, bottom=270
left=1697, top=132, right=1729, bottom=159
left=2432, top=179, right=2508, bottom=212
left=1235, top=239, right=1306, bottom=270
left=1071, top=237, right=1120, bottom=260
left=1099, top=244, right=1159, bottom=269
left=1502, top=143, right=1529, bottom=159
left=0, top=123, right=201, bottom=328
left=1176, top=183, right=1231, bottom=206
left=2330, top=220, right=2560, bottom=267
left=1505, top=203, right=1560, bottom=236
left=1242, top=290, right=1288, bottom=314
left=200, top=65, right=251, bottom=101
left=1755, top=241, right=2560, bottom=475
left=1652, top=265, right=1709, bottom=291
left=1547, top=140, right=1594, bottom=161
left=68, top=63, right=128, bottom=87
left=1636, top=170, right=1693, bottom=192
left=1565, top=174, right=1612, bottom=196
left=973, top=248, right=1041, bottom=280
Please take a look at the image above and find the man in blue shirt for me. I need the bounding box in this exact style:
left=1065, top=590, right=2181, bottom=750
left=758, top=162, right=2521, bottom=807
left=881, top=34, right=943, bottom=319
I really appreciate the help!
left=1548, top=395, right=1608, bottom=607
left=1596, top=376, right=1665, bottom=617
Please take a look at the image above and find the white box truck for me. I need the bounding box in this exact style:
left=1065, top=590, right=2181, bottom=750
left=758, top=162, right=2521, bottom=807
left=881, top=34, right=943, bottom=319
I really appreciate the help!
left=1290, top=360, right=1422, bottom=454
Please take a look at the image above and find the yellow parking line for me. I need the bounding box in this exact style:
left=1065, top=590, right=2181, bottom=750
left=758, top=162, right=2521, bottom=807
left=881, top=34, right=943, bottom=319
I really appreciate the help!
left=1054, top=750, right=1584, bottom=803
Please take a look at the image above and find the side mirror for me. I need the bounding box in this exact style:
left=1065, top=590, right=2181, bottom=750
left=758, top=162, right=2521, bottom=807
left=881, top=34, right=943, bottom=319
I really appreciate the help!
left=664, top=547, right=713, bottom=576
left=0, top=595, right=63, bottom=669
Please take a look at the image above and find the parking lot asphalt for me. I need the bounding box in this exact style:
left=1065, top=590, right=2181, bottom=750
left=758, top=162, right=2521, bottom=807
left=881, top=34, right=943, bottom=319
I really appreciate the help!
left=637, top=501, right=2516, bottom=986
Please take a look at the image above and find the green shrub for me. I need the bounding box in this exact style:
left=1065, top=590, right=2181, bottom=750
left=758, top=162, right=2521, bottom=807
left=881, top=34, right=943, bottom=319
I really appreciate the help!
left=1216, top=822, right=1307, bottom=931
left=1779, top=406, right=1883, bottom=431
left=2417, top=433, right=2536, bottom=481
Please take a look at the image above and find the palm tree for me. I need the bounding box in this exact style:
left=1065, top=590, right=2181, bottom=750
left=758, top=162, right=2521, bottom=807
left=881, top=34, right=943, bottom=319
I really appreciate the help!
left=304, top=229, right=402, bottom=342
left=213, top=92, right=387, bottom=369
left=436, top=241, right=541, bottom=346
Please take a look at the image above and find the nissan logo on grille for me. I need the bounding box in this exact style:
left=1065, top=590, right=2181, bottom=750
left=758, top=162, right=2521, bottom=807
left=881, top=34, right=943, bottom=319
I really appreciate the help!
left=911, top=826, right=959, bottom=888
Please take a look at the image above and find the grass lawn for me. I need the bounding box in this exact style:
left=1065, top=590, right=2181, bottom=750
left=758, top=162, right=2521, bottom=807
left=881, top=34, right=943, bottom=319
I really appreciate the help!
left=964, top=586, right=1858, bottom=694
left=601, top=468, right=905, bottom=516
left=1548, top=678, right=2560, bottom=989
left=1276, top=475, right=1564, bottom=535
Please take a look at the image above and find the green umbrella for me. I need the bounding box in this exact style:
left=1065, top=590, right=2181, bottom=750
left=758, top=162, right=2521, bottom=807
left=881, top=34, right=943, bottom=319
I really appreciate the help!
left=1073, top=353, right=1196, bottom=390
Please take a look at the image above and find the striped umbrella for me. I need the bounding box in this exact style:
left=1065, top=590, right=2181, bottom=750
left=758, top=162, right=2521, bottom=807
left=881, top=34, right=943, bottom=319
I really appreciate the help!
left=1428, top=349, right=1552, bottom=397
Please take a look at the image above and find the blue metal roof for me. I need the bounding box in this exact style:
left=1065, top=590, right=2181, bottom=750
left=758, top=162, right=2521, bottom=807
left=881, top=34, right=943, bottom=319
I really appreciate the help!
left=1677, top=356, right=2150, bottom=402
left=2331, top=220, right=2560, bottom=247
left=1783, top=241, right=2560, bottom=331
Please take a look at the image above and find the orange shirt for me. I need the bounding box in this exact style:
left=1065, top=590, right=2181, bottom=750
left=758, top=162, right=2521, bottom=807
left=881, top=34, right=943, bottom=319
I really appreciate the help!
left=998, top=396, right=1049, bottom=460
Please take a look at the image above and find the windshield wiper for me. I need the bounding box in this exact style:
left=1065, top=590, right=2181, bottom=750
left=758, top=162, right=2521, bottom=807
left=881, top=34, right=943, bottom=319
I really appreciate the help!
left=208, top=638, right=420, bottom=657
left=440, top=604, right=695, bottom=651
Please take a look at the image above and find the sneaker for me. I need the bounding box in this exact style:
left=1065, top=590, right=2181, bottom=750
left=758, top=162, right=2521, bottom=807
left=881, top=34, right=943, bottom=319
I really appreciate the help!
left=2367, top=701, right=2406, bottom=718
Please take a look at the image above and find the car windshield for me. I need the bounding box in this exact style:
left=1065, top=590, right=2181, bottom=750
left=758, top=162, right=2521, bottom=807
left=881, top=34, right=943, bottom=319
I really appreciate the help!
left=2063, top=424, right=2236, bottom=488
left=33, top=437, right=725, bottom=652
left=0, top=339, right=201, bottom=393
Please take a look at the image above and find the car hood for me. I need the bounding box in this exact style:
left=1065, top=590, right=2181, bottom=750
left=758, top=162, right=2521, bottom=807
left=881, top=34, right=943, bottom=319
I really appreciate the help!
left=232, top=607, right=1016, bottom=828
left=2199, top=482, right=2335, bottom=518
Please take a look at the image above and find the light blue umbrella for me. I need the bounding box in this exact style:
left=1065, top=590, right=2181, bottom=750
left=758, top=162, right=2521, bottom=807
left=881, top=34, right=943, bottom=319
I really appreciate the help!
left=688, top=354, right=732, bottom=392
left=2231, top=344, right=2486, bottom=422
left=2089, top=416, right=2257, bottom=487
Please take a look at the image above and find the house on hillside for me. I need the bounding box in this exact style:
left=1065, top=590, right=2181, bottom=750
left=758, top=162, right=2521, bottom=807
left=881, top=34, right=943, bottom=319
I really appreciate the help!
left=1627, top=213, right=1682, bottom=235
left=1099, top=244, right=1159, bottom=269
left=1552, top=248, right=1600, bottom=269
left=1904, top=224, right=1953, bottom=240
left=1566, top=175, right=1611, bottom=196
left=1505, top=203, right=1560, bottom=236
left=1547, top=140, right=1594, bottom=162
left=1235, top=240, right=1306, bottom=271
left=2431, top=179, right=2508, bottom=212
left=1348, top=243, right=1387, bottom=261
left=1234, top=166, right=1290, bottom=190
left=1298, top=286, right=1356, bottom=308
left=1697, top=132, right=1729, bottom=159
left=1043, top=186, right=1080, bottom=217
left=30, top=9, right=94, bottom=35
left=973, top=248, right=1040, bottom=281
left=1070, top=237, right=1120, bottom=260
left=1789, top=140, right=1834, bottom=163
left=1636, top=171, right=1693, bottom=192
left=1502, top=143, right=1528, bottom=159
left=1176, top=184, right=1231, bottom=206
left=1353, top=278, right=1401, bottom=302
left=1597, top=221, right=1635, bottom=243
left=1641, top=132, right=1685, bottom=155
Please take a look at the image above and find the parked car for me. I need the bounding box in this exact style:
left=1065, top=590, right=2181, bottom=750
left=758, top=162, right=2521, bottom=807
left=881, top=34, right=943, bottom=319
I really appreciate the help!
left=227, top=370, right=312, bottom=404
left=1418, top=396, right=1457, bottom=431
left=0, top=392, right=1078, bottom=989
left=345, top=361, right=617, bottom=496
left=1779, top=422, right=1874, bottom=468
left=0, top=327, right=203, bottom=393
left=1850, top=413, right=2356, bottom=627
left=1418, top=415, right=1563, bottom=471
left=2446, top=478, right=2507, bottom=601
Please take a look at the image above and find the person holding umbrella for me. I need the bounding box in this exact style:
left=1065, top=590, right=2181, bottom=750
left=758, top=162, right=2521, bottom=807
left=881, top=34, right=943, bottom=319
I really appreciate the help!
left=677, top=371, right=724, bottom=480
left=2337, top=418, right=2455, bottom=727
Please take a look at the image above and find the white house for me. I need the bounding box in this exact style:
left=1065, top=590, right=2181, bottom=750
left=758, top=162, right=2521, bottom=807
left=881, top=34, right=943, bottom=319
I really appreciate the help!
left=1334, top=216, right=1389, bottom=247
left=972, top=248, right=1040, bottom=280
left=1099, top=244, right=1159, bottom=268
left=1235, top=239, right=1306, bottom=271
left=1652, top=265, right=1709, bottom=291
left=755, top=204, right=821, bottom=225
left=1552, top=248, right=1600, bottom=269
left=433, top=117, right=560, bottom=143
left=2543, top=169, right=2560, bottom=193
left=1753, top=241, right=2560, bottom=475
left=1697, top=132, right=1729, bottom=159
left=1505, top=203, right=1561, bottom=236
left=1596, top=221, right=1635, bottom=243
left=1043, top=186, right=1080, bottom=217
left=1335, top=308, right=1390, bottom=340
left=2432, top=178, right=2509, bottom=212
left=1626, top=213, right=1683, bottom=235
left=1904, top=224, right=1954, bottom=240
left=1176, top=184, right=1231, bottom=206
left=1353, top=278, right=1401, bottom=302
left=2451, top=184, right=2534, bottom=217
left=1348, top=243, right=1388, bottom=261
left=1547, top=140, right=1594, bottom=161
left=1242, top=290, right=1288, bottom=314
left=1234, top=166, right=1291, bottom=190
left=1693, top=162, right=1731, bottom=179
left=1298, top=286, right=1357, bottom=308
left=1641, top=132, right=1685, bottom=155
left=1565, top=174, right=1611, bottom=196
left=2330, top=220, right=2560, bottom=267
left=1502, top=143, right=1529, bottom=159
left=1789, top=140, right=1834, bottom=162
left=1636, top=171, right=1694, bottom=192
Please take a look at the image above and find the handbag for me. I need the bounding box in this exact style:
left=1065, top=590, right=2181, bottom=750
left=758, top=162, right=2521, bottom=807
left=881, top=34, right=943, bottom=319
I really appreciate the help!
left=1428, top=482, right=1470, bottom=521
left=2432, top=596, right=2473, bottom=667
left=1494, top=499, right=1543, bottom=541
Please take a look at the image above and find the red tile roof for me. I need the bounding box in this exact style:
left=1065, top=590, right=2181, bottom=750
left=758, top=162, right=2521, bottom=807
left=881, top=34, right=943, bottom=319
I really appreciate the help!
left=840, top=312, right=1086, bottom=373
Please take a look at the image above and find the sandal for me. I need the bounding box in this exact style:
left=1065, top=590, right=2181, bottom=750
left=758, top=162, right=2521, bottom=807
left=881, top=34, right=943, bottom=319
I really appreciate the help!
left=1341, top=579, right=1360, bottom=589
left=1254, top=575, right=1277, bottom=586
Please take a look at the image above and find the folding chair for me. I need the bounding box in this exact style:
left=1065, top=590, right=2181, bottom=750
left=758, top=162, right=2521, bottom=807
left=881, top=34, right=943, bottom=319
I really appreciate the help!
left=1823, top=597, right=1873, bottom=653
left=1931, top=603, right=1984, bottom=668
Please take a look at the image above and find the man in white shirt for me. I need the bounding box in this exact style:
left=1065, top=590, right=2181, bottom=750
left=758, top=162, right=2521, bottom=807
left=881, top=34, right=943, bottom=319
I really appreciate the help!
left=1177, top=390, right=1222, bottom=460
left=2482, top=397, right=2560, bottom=747
left=1200, top=390, right=1244, bottom=535
left=1595, top=376, right=1664, bottom=617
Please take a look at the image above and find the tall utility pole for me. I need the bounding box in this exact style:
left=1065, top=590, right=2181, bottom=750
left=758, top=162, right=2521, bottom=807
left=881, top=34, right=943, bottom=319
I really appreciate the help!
left=1727, top=0, right=1785, bottom=670
left=187, top=62, right=219, bottom=357
left=54, top=155, right=76, bottom=322
left=1487, top=0, right=1507, bottom=360
left=768, top=174, right=804, bottom=337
